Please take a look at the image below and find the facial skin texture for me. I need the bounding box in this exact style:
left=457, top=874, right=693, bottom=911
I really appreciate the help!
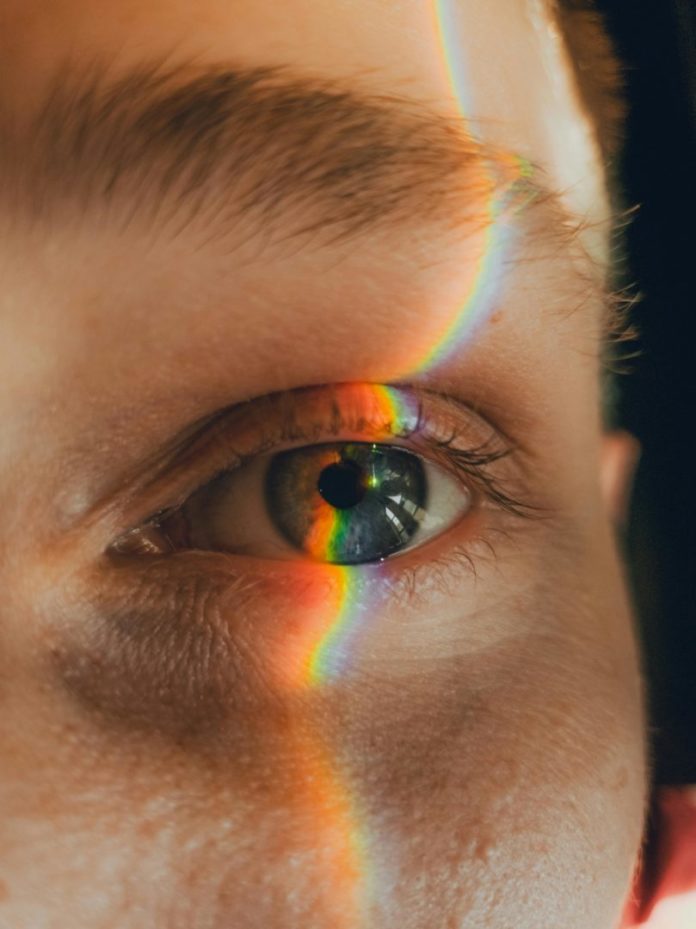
left=0, top=2, right=648, bottom=928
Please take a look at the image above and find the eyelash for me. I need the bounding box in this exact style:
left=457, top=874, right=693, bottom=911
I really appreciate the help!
left=426, top=432, right=534, bottom=518
left=110, top=387, right=537, bottom=563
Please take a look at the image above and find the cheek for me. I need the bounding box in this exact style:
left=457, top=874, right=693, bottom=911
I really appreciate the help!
left=13, top=516, right=646, bottom=928
left=328, top=610, right=646, bottom=928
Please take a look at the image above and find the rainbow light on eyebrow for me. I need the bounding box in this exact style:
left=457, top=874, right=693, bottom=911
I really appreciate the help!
left=409, top=159, right=534, bottom=373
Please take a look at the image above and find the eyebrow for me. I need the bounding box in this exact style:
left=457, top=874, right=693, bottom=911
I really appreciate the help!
left=0, top=56, right=535, bottom=250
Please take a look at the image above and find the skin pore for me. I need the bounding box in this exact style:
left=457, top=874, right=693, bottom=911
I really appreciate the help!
left=0, top=1, right=648, bottom=928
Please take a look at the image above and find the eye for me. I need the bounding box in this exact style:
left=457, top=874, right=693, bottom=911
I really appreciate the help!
left=136, top=440, right=473, bottom=565
left=109, top=384, right=531, bottom=573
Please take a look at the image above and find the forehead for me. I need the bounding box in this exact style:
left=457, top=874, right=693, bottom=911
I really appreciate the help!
left=0, top=0, right=607, bottom=243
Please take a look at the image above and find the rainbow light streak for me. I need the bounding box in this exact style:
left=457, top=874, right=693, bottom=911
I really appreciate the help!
left=286, top=6, right=540, bottom=921
left=285, top=716, right=372, bottom=928
left=411, top=172, right=530, bottom=372
left=404, top=0, right=538, bottom=372
left=295, top=0, right=540, bottom=684
left=281, top=387, right=421, bottom=922
left=302, top=385, right=419, bottom=687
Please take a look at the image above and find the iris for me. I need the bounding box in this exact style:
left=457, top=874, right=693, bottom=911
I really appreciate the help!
left=265, top=443, right=427, bottom=564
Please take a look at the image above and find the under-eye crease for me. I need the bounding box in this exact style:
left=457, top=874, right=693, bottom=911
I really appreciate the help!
left=109, top=384, right=536, bottom=572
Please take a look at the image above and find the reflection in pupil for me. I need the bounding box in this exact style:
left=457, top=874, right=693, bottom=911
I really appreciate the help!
left=318, top=460, right=366, bottom=510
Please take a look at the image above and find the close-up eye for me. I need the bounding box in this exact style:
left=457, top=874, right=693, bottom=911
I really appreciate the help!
left=110, top=384, right=521, bottom=567
left=124, top=439, right=473, bottom=565
left=4, top=2, right=695, bottom=927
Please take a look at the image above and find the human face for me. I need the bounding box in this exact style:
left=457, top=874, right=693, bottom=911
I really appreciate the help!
left=0, top=2, right=647, bottom=928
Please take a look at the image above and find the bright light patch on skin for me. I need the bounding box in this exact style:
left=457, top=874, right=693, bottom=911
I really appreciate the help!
left=632, top=890, right=696, bottom=928
left=275, top=5, right=596, bottom=919
left=524, top=0, right=610, bottom=259
left=394, top=0, right=539, bottom=373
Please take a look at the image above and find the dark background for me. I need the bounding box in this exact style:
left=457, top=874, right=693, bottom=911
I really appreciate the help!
left=599, top=0, right=695, bottom=785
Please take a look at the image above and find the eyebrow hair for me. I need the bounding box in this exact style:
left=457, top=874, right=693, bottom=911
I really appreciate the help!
left=0, top=55, right=530, bottom=250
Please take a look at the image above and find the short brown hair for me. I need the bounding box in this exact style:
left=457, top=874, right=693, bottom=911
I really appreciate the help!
left=557, top=0, right=626, bottom=164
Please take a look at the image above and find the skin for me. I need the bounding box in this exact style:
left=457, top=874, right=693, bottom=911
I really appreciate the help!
left=0, top=2, right=648, bottom=928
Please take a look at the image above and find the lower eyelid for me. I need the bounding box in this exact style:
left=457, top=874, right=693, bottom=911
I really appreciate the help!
left=109, top=499, right=495, bottom=602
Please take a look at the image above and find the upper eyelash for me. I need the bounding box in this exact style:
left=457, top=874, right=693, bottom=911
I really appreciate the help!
left=428, top=434, right=544, bottom=519
left=388, top=395, right=540, bottom=518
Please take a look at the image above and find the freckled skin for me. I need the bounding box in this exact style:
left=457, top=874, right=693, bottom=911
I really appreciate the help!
left=0, top=2, right=647, bottom=928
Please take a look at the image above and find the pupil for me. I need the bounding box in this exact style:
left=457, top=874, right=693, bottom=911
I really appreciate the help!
left=317, top=460, right=367, bottom=510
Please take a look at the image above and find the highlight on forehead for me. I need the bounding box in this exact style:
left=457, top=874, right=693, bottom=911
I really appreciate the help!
left=0, top=56, right=521, bottom=248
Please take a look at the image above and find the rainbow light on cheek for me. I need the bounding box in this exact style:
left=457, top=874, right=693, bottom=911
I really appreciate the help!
left=271, top=562, right=382, bottom=924
left=286, top=718, right=372, bottom=927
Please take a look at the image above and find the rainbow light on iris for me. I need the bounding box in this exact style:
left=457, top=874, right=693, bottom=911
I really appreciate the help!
left=300, top=385, right=420, bottom=686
